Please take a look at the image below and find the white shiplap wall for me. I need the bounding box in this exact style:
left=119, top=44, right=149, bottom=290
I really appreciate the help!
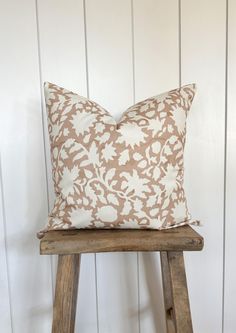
left=182, top=1, right=226, bottom=332
left=0, top=1, right=234, bottom=332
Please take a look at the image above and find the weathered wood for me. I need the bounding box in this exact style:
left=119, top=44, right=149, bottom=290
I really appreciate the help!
left=41, top=227, right=203, bottom=332
left=160, top=251, right=175, bottom=333
left=164, top=251, right=193, bottom=333
left=40, top=225, right=203, bottom=255
left=52, top=254, right=80, bottom=333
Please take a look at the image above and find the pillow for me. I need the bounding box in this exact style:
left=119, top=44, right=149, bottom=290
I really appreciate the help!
left=38, top=82, right=197, bottom=237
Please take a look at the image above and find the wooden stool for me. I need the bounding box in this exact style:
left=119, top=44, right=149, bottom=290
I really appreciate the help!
left=40, top=225, right=203, bottom=333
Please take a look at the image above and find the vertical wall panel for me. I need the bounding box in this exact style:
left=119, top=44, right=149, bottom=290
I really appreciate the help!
left=0, top=1, right=52, bottom=332
left=36, top=1, right=98, bottom=332
left=224, top=1, right=236, bottom=332
left=0, top=156, right=12, bottom=332
left=134, top=0, right=179, bottom=100
left=36, top=0, right=87, bottom=93
left=133, top=1, right=179, bottom=332
left=85, top=1, right=139, bottom=332
left=182, top=1, right=226, bottom=332
left=36, top=0, right=88, bottom=209
left=85, top=0, right=134, bottom=117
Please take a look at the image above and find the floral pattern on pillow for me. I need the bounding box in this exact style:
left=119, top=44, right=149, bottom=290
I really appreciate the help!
left=38, top=82, right=197, bottom=237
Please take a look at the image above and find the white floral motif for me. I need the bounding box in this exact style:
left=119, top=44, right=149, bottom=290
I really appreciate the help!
left=51, top=123, right=61, bottom=140
left=159, top=164, right=178, bottom=195
left=95, top=122, right=105, bottom=133
left=67, top=93, right=87, bottom=105
left=59, top=166, right=79, bottom=197
left=63, top=128, right=69, bottom=136
left=147, top=119, right=164, bottom=136
left=121, top=219, right=141, bottom=228
left=121, top=170, right=150, bottom=198
left=171, top=107, right=186, bottom=134
left=96, top=205, right=118, bottom=222
left=70, top=110, right=97, bottom=136
left=121, top=201, right=132, bottom=215
left=102, top=142, right=116, bottom=162
left=69, top=207, right=93, bottom=227
left=118, top=149, right=130, bottom=165
left=117, top=123, right=147, bottom=148
left=171, top=201, right=187, bottom=223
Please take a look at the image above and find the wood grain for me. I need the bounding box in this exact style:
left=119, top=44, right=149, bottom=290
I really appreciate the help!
left=52, top=254, right=80, bottom=333
left=160, top=251, right=175, bottom=333
left=164, top=251, right=193, bottom=333
left=40, top=226, right=203, bottom=255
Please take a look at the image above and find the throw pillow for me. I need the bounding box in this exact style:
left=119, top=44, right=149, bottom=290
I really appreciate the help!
left=38, top=82, right=197, bottom=237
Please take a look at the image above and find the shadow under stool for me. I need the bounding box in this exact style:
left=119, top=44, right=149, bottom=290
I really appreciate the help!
left=40, top=225, right=204, bottom=333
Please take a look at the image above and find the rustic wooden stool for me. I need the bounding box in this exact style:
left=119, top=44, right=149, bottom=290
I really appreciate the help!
left=40, top=225, right=203, bottom=333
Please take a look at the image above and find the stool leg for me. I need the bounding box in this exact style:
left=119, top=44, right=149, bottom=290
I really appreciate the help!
left=52, top=254, right=81, bottom=333
left=160, top=251, right=176, bottom=333
left=160, top=251, right=193, bottom=333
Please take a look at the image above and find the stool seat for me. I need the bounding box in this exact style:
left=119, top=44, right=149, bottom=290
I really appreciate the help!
left=40, top=225, right=204, bottom=333
left=40, top=225, right=203, bottom=254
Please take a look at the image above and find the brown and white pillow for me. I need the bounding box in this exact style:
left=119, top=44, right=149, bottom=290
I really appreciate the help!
left=38, top=82, right=197, bottom=237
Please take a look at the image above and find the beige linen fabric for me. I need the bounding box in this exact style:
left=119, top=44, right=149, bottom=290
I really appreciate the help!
left=38, top=82, right=197, bottom=237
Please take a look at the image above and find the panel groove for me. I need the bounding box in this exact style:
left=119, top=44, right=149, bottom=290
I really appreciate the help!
left=131, top=1, right=140, bottom=332
left=35, top=0, right=54, bottom=300
left=178, top=0, right=182, bottom=87
left=94, top=253, right=100, bottom=333
left=83, top=0, right=90, bottom=99
left=83, top=2, right=99, bottom=332
left=0, top=156, right=13, bottom=333
left=131, top=0, right=136, bottom=103
left=137, top=253, right=141, bottom=333
left=222, top=0, right=229, bottom=332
